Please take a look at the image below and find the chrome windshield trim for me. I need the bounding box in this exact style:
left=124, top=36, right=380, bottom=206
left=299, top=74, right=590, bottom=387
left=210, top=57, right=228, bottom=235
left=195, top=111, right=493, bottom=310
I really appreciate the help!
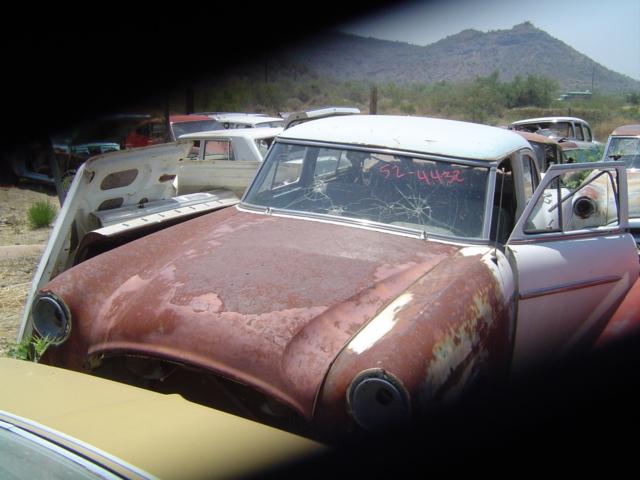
left=236, top=204, right=490, bottom=247
left=0, top=410, right=157, bottom=480
left=519, top=275, right=622, bottom=300
left=272, top=138, right=498, bottom=168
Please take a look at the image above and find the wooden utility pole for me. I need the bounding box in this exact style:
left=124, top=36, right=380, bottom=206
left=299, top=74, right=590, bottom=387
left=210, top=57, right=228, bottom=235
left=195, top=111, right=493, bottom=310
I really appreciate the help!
left=370, top=86, right=378, bottom=114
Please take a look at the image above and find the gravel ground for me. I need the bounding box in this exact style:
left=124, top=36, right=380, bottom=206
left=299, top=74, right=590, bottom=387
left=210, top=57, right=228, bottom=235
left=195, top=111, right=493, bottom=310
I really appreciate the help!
left=0, top=182, right=58, bottom=356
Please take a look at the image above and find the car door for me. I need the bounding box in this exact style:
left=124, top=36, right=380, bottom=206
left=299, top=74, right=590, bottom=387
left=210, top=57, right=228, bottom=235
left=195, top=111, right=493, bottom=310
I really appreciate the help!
left=506, top=161, right=638, bottom=375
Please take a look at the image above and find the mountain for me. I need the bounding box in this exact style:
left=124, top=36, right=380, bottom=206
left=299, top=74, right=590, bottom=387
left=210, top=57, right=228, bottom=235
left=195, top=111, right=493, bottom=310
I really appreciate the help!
left=283, top=22, right=640, bottom=94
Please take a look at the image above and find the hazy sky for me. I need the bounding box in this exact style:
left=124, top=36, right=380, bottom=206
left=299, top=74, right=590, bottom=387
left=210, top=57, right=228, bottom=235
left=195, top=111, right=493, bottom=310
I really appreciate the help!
left=339, top=0, right=640, bottom=81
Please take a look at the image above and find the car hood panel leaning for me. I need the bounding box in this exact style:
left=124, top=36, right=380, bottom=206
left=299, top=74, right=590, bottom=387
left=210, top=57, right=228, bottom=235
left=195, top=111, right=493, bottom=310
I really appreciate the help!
left=43, top=208, right=460, bottom=418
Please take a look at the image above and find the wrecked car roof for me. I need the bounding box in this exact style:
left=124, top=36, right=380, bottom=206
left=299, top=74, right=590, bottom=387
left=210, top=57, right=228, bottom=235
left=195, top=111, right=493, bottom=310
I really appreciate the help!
left=510, top=116, right=587, bottom=124
left=514, top=130, right=564, bottom=145
left=179, top=127, right=283, bottom=140
left=610, top=124, right=640, bottom=137
left=278, top=115, right=530, bottom=161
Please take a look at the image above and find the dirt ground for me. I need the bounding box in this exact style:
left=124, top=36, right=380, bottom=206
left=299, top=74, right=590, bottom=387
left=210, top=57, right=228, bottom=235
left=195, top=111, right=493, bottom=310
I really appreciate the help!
left=0, top=181, right=59, bottom=356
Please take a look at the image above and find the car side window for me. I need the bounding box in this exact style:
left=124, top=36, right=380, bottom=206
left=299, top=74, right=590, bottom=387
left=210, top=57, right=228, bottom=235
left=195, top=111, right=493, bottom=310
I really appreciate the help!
left=524, top=167, right=620, bottom=233
left=574, top=124, right=584, bottom=141
left=490, top=159, right=517, bottom=244
left=522, top=154, right=538, bottom=205
left=583, top=125, right=592, bottom=142
left=204, top=140, right=234, bottom=160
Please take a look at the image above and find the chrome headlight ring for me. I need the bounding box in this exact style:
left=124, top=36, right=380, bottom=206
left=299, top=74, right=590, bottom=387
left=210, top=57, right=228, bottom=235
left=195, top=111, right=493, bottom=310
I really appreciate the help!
left=31, top=292, right=72, bottom=345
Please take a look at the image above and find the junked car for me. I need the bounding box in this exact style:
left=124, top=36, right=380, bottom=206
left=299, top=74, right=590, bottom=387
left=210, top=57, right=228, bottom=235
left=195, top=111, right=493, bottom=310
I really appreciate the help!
left=508, top=116, right=599, bottom=147
left=0, top=357, right=322, bottom=480
left=6, top=114, right=158, bottom=187
left=602, top=124, right=640, bottom=245
left=176, top=127, right=283, bottom=196
left=18, top=115, right=639, bottom=441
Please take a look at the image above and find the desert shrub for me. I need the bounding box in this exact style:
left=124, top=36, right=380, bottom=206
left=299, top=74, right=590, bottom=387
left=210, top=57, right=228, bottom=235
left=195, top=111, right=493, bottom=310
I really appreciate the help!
left=27, top=200, right=56, bottom=228
left=400, top=101, right=416, bottom=114
left=6, top=335, right=53, bottom=362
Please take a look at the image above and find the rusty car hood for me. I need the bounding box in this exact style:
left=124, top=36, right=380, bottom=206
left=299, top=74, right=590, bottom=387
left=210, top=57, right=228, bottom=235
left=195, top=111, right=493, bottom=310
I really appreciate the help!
left=43, top=208, right=461, bottom=418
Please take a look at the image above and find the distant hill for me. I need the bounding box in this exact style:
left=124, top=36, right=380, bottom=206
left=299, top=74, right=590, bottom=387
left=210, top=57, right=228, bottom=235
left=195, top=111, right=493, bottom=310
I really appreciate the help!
left=282, top=22, right=640, bottom=94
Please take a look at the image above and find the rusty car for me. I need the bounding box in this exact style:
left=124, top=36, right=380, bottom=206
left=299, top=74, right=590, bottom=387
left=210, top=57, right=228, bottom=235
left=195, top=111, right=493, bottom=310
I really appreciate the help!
left=17, top=114, right=640, bottom=441
left=508, top=116, right=600, bottom=149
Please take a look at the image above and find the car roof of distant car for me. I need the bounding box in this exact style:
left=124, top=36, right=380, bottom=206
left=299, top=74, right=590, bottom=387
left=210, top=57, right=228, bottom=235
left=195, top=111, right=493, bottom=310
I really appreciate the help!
left=169, top=114, right=214, bottom=123
left=558, top=141, right=580, bottom=149
left=610, top=124, right=640, bottom=137
left=213, top=114, right=284, bottom=124
left=514, top=130, right=562, bottom=145
left=179, top=127, right=283, bottom=140
left=278, top=115, right=530, bottom=161
left=510, top=116, right=588, bottom=125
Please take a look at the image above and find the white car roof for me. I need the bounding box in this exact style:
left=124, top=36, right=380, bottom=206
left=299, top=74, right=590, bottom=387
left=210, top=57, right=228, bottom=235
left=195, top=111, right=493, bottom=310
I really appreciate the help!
left=510, top=116, right=587, bottom=125
left=179, top=127, right=283, bottom=140
left=278, top=115, right=530, bottom=161
left=213, top=114, right=283, bottom=124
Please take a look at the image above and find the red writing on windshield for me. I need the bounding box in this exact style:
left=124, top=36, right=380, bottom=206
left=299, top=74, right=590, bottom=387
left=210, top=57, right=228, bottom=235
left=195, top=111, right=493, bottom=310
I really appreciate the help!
left=379, top=164, right=464, bottom=185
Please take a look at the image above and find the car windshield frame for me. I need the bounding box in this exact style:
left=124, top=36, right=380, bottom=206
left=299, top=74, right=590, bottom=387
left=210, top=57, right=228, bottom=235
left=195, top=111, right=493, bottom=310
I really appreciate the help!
left=241, top=140, right=494, bottom=242
left=606, top=137, right=640, bottom=169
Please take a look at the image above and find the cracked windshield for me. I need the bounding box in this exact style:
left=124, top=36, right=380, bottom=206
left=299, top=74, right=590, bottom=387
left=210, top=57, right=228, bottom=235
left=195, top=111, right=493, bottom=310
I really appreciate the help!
left=243, top=143, right=489, bottom=238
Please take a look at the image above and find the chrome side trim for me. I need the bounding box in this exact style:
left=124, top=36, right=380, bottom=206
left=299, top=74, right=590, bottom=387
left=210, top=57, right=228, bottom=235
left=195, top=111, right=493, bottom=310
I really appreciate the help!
left=0, top=410, right=157, bottom=480
left=519, top=275, right=622, bottom=300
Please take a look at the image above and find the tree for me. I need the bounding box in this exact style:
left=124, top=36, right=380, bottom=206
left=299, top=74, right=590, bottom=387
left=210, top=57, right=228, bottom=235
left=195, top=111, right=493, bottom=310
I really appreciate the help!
left=506, top=74, right=558, bottom=108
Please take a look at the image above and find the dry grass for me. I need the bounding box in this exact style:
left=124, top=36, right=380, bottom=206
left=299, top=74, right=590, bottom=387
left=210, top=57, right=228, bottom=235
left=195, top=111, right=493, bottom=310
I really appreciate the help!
left=592, top=116, right=638, bottom=142
left=1, top=183, right=52, bottom=357
left=0, top=281, right=30, bottom=356
left=0, top=282, right=29, bottom=310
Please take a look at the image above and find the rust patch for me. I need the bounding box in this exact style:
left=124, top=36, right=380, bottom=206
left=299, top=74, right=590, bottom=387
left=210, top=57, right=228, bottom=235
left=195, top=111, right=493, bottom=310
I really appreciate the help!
left=594, top=278, right=640, bottom=349
left=315, top=249, right=513, bottom=432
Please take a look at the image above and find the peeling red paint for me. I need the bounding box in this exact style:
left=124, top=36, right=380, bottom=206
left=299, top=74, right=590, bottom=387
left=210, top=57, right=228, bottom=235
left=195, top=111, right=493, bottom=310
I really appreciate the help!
left=42, top=208, right=460, bottom=419
left=594, top=278, right=640, bottom=349
left=315, top=250, right=512, bottom=434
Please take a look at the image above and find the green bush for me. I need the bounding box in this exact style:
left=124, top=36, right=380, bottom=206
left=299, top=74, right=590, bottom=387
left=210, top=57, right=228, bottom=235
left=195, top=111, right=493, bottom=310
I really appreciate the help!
left=27, top=200, right=56, bottom=228
left=6, top=335, right=53, bottom=362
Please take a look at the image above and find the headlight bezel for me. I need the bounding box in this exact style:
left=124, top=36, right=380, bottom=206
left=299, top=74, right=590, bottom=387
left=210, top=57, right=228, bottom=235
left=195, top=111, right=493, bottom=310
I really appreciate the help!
left=31, top=292, right=72, bottom=345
